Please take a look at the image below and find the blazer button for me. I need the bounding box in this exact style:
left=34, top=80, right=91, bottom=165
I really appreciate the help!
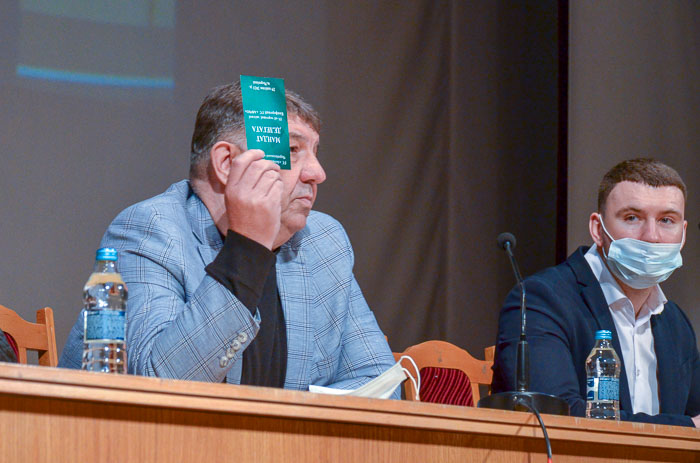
left=231, top=340, right=242, bottom=351
left=226, top=347, right=236, bottom=359
left=219, top=356, right=229, bottom=368
left=237, top=332, right=248, bottom=343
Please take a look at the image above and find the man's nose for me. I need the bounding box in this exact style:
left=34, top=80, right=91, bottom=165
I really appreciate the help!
left=300, top=155, right=326, bottom=184
left=640, top=220, right=661, bottom=243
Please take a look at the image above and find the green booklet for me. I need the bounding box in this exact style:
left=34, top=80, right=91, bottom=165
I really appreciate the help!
left=240, top=75, right=290, bottom=169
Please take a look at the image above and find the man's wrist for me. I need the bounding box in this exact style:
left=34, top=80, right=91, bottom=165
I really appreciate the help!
left=227, top=225, right=274, bottom=250
left=205, top=230, right=275, bottom=313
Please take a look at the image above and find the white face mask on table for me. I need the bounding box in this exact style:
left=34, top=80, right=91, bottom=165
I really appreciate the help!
left=309, top=356, right=420, bottom=400
left=599, top=215, right=684, bottom=290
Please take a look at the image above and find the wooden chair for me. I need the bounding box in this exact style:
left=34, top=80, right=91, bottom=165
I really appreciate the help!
left=484, top=345, right=495, bottom=362
left=0, top=305, right=58, bottom=366
left=484, top=344, right=495, bottom=396
left=395, top=340, right=494, bottom=405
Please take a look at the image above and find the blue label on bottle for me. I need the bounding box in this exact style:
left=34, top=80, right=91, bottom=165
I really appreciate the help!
left=586, top=377, right=619, bottom=402
left=586, top=379, right=595, bottom=400
left=598, top=377, right=619, bottom=401
left=85, top=310, right=125, bottom=341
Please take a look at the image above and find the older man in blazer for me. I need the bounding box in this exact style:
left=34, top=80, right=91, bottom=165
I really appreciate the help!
left=60, top=82, right=397, bottom=395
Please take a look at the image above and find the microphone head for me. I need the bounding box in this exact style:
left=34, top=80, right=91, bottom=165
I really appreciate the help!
left=497, top=232, right=516, bottom=251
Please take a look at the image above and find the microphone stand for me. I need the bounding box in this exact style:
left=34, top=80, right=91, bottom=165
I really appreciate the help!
left=507, top=241, right=529, bottom=393
left=478, top=234, right=569, bottom=416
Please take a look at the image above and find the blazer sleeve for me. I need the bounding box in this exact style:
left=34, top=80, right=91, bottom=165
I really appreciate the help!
left=492, top=272, right=699, bottom=427
left=619, top=410, right=694, bottom=427
left=106, top=205, right=260, bottom=382
left=631, top=308, right=700, bottom=427
left=492, top=275, right=588, bottom=416
left=315, top=222, right=400, bottom=399
left=686, top=345, right=700, bottom=418
left=621, top=304, right=699, bottom=427
left=681, top=309, right=700, bottom=419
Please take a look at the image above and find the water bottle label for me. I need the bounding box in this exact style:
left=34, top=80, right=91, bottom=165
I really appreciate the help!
left=586, top=378, right=595, bottom=400
left=586, top=377, right=619, bottom=401
left=598, top=377, right=619, bottom=401
left=85, top=310, right=126, bottom=341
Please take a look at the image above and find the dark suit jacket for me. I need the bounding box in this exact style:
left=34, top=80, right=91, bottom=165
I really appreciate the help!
left=492, top=246, right=700, bottom=427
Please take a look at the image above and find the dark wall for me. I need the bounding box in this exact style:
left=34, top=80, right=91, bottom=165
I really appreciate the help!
left=1, top=1, right=649, bottom=364
left=442, top=2, right=560, bottom=351
left=568, top=1, right=700, bottom=338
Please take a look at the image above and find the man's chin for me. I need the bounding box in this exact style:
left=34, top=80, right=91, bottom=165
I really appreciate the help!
left=277, top=213, right=310, bottom=242
left=286, top=214, right=309, bottom=232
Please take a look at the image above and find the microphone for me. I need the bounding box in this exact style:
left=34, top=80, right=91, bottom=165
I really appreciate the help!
left=496, top=232, right=528, bottom=391
left=478, top=232, right=569, bottom=415
left=497, top=232, right=515, bottom=250
left=497, top=232, right=524, bottom=284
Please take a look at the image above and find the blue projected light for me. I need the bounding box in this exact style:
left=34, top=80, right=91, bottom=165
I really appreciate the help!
left=16, top=0, right=175, bottom=92
left=17, top=64, right=174, bottom=89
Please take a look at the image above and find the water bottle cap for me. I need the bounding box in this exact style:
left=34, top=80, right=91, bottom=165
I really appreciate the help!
left=96, top=247, right=118, bottom=261
left=595, top=329, right=612, bottom=340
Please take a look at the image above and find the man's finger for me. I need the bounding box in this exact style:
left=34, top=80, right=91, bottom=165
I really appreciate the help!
left=258, top=173, right=284, bottom=198
left=227, top=149, right=265, bottom=185
left=235, top=158, right=280, bottom=191
left=251, top=167, right=282, bottom=191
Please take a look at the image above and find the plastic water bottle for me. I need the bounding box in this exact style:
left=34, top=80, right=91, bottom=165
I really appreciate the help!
left=585, top=330, right=620, bottom=420
left=81, top=247, right=127, bottom=373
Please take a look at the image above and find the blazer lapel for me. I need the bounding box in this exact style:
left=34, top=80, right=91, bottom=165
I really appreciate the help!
left=569, top=248, right=633, bottom=412
left=651, top=313, right=677, bottom=413
left=276, top=235, right=314, bottom=390
left=186, top=190, right=223, bottom=265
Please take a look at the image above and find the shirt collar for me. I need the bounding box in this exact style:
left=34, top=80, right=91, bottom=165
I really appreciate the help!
left=584, top=245, right=666, bottom=323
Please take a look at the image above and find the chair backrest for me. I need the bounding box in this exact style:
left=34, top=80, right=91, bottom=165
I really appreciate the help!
left=0, top=305, right=58, bottom=366
left=396, top=340, right=493, bottom=405
left=484, top=344, right=495, bottom=396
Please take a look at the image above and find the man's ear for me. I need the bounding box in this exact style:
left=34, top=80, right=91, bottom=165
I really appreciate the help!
left=209, top=141, right=240, bottom=186
left=589, top=212, right=605, bottom=247
left=681, top=220, right=688, bottom=250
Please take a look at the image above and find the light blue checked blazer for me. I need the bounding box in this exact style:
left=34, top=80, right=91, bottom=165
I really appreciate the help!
left=60, top=180, right=398, bottom=395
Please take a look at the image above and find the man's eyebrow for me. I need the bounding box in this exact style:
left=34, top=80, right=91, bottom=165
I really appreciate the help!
left=289, top=132, right=319, bottom=153
left=289, top=132, right=307, bottom=142
left=616, top=206, right=683, bottom=216
left=615, top=206, right=642, bottom=215
left=658, top=208, right=683, bottom=216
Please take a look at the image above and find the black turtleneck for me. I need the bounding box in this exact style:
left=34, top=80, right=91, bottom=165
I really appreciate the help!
left=205, top=230, right=287, bottom=388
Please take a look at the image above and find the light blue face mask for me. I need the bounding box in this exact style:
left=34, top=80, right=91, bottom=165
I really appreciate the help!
left=599, top=215, right=684, bottom=290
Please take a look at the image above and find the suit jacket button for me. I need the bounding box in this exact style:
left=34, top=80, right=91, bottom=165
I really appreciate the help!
left=231, top=340, right=242, bottom=351
left=237, top=332, right=248, bottom=343
left=219, top=356, right=229, bottom=368
left=226, top=347, right=236, bottom=359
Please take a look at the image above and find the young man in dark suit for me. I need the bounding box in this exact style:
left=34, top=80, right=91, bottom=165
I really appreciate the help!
left=492, top=158, right=699, bottom=427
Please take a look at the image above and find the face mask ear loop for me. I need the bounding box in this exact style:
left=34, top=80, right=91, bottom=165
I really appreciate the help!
left=680, top=227, right=686, bottom=248
left=598, top=214, right=615, bottom=259
left=399, top=355, right=421, bottom=401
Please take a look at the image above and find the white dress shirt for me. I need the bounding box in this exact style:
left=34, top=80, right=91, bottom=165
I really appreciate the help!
left=584, top=245, right=666, bottom=415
